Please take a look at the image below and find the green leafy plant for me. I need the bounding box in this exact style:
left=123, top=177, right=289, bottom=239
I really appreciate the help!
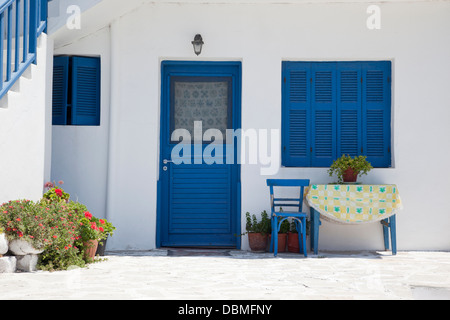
left=37, top=200, right=86, bottom=271
left=279, top=219, right=290, bottom=234
left=245, top=210, right=271, bottom=235
left=328, top=154, right=373, bottom=183
left=290, top=219, right=310, bottom=236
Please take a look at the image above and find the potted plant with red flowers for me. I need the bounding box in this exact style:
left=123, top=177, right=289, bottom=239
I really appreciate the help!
left=96, top=218, right=116, bottom=256
left=328, top=155, right=373, bottom=184
left=79, top=211, right=102, bottom=262
left=0, top=200, right=47, bottom=256
left=43, top=181, right=70, bottom=202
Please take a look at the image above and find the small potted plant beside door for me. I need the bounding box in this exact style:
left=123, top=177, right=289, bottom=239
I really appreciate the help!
left=328, top=154, right=373, bottom=184
left=245, top=211, right=271, bottom=252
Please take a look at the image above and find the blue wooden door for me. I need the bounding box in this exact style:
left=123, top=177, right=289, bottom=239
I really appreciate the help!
left=157, top=61, right=241, bottom=248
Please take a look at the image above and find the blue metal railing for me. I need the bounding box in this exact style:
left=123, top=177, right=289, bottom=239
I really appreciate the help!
left=0, top=0, right=47, bottom=99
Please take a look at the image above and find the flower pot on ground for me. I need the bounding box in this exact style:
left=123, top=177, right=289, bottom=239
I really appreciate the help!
left=96, top=238, right=107, bottom=256
left=247, top=232, right=268, bottom=252
left=83, top=239, right=98, bottom=261
left=328, top=154, right=373, bottom=183
left=245, top=211, right=271, bottom=252
left=95, top=218, right=116, bottom=256
left=269, top=218, right=290, bottom=253
left=269, top=233, right=287, bottom=253
left=79, top=211, right=102, bottom=261
left=287, top=220, right=310, bottom=253
left=287, top=232, right=299, bottom=253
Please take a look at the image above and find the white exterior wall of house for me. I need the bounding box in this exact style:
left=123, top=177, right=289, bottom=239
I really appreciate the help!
left=0, top=34, right=53, bottom=204
left=49, top=0, right=450, bottom=251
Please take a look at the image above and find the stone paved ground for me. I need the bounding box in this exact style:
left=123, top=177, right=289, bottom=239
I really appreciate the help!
left=1, top=250, right=450, bottom=300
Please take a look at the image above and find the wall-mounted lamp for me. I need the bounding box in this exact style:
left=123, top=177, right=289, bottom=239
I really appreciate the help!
left=191, top=34, right=204, bottom=56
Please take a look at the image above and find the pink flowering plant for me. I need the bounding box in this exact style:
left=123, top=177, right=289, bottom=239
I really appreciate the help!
left=79, top=211, right=102, bottom=242
left=37, top=201, right=86, bottom=271
left=0, top=182, right=117, bottom=271
left=0, top=200, right=47, bottom=250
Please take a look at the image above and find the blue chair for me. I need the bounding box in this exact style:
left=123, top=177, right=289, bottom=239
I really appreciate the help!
left=267, top=179, right=310, bottom=257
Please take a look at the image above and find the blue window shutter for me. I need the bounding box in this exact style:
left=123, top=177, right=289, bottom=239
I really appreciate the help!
left=362, top=61, right=391, bottom=168
left=336, top=62, right=362, bottom=158
left=52, top=56, right=69, bottom=125
left=71, top=56, right=101, bottom=126
left=282, top=62, right=311, bottom=167
left=311, top=62, right=336, bottom=167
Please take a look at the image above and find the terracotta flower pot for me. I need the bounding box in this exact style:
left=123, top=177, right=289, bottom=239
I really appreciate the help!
left=248, top=233, right=267, bottom=252
left=269, top=233, right=287, bottom=253
left=343, top=167, right=359, bottom=183
left=287, top=232, right=300, bottom=253
left=83, top=240, right=98, bottom=260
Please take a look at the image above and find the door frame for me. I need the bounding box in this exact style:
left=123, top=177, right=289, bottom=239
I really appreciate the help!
left=156, top=60, right=242, bottom=248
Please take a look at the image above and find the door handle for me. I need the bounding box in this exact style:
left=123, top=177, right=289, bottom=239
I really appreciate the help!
left=163, top=159, right=173, bottom=164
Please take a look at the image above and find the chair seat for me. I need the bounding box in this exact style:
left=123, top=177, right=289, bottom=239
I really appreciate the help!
left=272, top=212, right=307, bottom=217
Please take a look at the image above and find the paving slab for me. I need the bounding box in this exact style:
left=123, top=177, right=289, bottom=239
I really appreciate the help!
left=0, top=250, right=449, bottom=300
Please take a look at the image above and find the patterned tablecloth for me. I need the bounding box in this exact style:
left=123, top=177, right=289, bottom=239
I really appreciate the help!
left=306, top=184, right=403, bottom=224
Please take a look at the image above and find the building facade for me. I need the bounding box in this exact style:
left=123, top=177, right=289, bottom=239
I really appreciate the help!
left=3, top=0, right=450, bottom=252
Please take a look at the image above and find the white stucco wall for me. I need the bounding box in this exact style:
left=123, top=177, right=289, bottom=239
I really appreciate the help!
left=0, top=34, right=53, bottom=203
left=51, top=26, right=111, bottom=221
left=50, top=1, right=450, bottom=251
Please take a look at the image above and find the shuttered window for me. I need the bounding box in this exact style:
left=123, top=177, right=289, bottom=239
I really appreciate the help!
left=282, top=61, right=391, bottom=168
left=52, top=56, right=101, bottom=126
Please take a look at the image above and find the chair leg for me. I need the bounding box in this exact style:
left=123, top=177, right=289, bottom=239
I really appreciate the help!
left=390, top=215, right=397, bottom=255
left=270, top=218, right=274, bottom=253
left=301, top=217, right=307, bottom=257
left=273, top=222, right=278, bottom=257
left=382, top=218, right=390, bottom=251
left=296, top=220, right=302, bottom=254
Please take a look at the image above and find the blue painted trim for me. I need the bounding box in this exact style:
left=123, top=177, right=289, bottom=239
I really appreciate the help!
left=0, top=0, right=48, bottom=100
left=282, top=61, right=392, bottom=168
left=155, top=179, right=161, bottom=248
left=71, top=56, right=101, bottom=126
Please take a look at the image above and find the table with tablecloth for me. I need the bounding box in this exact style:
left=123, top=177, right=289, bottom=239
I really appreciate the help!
left=305, top=184, right=403, bottom=255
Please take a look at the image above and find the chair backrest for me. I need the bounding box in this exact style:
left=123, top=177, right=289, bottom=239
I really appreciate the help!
left=266, top=179, right=310, bottom=213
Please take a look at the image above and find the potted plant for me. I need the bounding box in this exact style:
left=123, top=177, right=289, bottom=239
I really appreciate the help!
left=328, top=154, right=373, bottom=183
left=287, top=219, right=310, bottom=253
left=0, top=200, right=47, bottom=255
left=79, top=211, right=102, bottom=262
left=269, top=218, right=289, bottom=253
left=245, top=211, right=271, bottom=252
left=96, top=218, right=116, bottom=256
left=43, top=181, right=70, bottom=202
